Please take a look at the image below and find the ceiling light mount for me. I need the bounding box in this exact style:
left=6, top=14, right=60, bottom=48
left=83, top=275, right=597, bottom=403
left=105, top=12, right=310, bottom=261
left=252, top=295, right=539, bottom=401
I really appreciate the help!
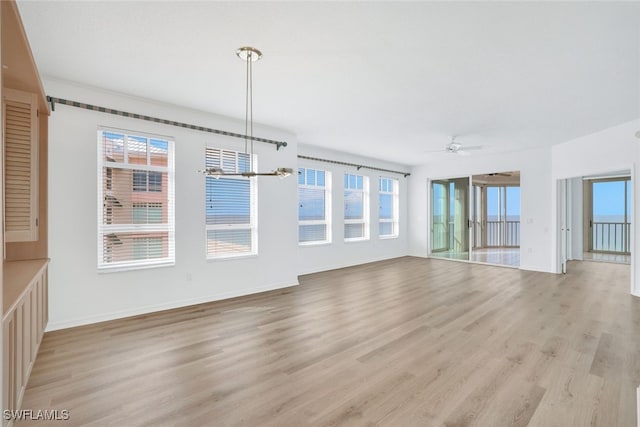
left=236, top=46, right=262, bottom=62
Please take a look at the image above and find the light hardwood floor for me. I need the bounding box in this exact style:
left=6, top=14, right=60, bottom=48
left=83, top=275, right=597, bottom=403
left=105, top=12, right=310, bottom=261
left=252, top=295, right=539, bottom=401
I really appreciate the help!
left=16, top=257, right=640, bottom=426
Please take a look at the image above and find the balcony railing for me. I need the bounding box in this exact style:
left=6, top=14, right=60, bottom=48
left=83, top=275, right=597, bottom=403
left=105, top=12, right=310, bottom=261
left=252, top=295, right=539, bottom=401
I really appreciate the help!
left=486, top=220, right=520, bottom=247
left=592, top=221, right=630, bottom=254
left=433, top=220, right=520, bottom=251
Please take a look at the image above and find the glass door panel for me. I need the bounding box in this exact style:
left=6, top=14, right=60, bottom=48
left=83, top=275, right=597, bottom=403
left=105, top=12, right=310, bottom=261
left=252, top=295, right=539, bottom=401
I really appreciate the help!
left=431, top=177, right=469, bottom=260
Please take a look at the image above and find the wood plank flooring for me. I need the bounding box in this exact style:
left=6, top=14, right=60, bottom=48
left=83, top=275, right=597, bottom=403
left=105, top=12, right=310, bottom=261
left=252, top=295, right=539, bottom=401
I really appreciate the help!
left=16, top=257, right=640, bottom=426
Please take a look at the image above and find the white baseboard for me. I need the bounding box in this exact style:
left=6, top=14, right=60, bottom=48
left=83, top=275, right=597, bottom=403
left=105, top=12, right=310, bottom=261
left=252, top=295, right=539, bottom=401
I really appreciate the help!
left=46, top=281, right=299, bottom=331
left=519, top=264, right=554, bottom=273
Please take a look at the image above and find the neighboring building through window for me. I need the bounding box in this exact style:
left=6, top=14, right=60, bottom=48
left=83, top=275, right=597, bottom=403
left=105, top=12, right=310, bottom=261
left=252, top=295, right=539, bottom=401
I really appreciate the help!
left=205, top=148, right=257, bottom=258
left=379, top=177, right=399, bottom=238
left=344, top=173, right=369, bottom=241
left=298, top=167, right=331, bottom=244
left=98, top=128, right=175, bottom=270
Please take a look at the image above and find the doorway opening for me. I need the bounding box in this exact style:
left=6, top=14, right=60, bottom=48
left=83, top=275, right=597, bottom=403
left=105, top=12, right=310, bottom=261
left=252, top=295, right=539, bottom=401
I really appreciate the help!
left=584, top=175, right=631, bottom=264
left=429, top=171, right=520, bottom=267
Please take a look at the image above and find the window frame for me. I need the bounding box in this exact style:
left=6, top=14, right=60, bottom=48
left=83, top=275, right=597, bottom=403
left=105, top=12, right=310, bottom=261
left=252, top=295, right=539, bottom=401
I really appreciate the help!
left=298, top=167, right=332, bottom=246
left=344, top=173, right=370, bottom=242
left=379, top=177, right=400, bottom=239
left=97, top=127, right=175, bottom=271
left=205, top=147, right=258, bottom=260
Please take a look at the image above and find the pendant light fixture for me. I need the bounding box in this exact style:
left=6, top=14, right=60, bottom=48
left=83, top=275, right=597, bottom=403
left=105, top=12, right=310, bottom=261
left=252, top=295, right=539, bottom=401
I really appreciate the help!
left=200, top=46, right=292, bottom=178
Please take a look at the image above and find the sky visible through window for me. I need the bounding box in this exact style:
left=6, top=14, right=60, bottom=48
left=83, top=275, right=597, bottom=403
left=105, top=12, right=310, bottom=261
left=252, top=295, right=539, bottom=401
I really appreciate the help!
left=592, top=180, right=631, bottom=223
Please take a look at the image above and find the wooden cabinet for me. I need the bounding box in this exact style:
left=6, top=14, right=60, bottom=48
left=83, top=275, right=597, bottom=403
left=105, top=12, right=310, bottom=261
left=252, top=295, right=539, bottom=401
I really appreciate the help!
left=3, top=88, right=39, bottom=243
left=2, top=260, right=48, bottom=425
left=1, top=1, right=51, bottom=422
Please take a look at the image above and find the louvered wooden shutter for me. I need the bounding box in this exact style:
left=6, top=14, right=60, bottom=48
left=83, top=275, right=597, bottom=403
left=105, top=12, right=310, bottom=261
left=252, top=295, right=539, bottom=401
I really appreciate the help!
left=3, top=88, right=38, bottom=242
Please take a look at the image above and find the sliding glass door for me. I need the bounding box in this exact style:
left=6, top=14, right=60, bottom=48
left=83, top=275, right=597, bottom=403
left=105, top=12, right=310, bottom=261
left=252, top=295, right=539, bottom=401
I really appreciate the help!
left=430, top=177, right=470, bottom=260
left=588, top=178, right=631, bottom=254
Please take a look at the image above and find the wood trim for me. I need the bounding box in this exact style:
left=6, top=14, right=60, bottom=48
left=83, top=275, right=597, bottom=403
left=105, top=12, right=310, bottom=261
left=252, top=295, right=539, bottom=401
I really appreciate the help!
left=1, top=1, right=49, bottom=115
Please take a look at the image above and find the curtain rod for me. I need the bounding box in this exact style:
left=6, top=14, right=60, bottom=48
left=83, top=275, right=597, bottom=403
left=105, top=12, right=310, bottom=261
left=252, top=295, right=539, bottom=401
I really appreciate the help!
left=46, top=96, right=288, bottom=150
left=298, top=155, right=410, bottom=177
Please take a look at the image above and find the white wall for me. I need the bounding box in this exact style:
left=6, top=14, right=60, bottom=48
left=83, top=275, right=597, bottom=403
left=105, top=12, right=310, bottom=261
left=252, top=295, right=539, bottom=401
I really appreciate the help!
left=45, top=79, right=413, bottom=330
left=45, top=78, right=300, bottom=330
left=296, top=145, right=409, bottom=275
left=552, top=119, right=640, bottom=296
left=408, top=147, right=554, bottom=273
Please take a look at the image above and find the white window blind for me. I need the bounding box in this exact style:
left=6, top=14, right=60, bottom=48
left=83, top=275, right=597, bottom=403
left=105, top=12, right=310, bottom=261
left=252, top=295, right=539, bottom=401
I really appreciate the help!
left=379, top=177, right=399, bottom=238
left=3, top=88, right=39, bottom=242
left=344, top=173, right=369, bottom=241
left=97, top=129, right=175, bottom=270
left=298, top=167, right=331, bottom=244
left=205, top=148, right=257, bottom=258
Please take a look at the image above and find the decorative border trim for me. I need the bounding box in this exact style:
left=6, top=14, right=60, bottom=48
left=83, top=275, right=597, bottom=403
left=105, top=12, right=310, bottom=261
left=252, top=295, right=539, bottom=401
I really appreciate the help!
left=46, top=96, right=288, bottom=150
left=298, top=154, right=410, bottom=177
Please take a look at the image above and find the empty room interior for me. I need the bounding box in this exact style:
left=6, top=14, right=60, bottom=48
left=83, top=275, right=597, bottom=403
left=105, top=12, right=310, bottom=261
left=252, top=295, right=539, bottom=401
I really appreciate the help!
left=2, top=1, right=640, bottom=426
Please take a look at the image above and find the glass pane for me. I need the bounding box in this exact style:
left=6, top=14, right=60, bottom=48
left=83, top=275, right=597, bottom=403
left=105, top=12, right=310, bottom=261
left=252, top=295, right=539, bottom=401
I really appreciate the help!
left=345, top=223, right=364, bottom=239
left=206, top=178, right=251, bottom=225
left=148, top=172, right=163, bottom=192
left=431, top=182, right=447, bottom=252
left=379, top=193, right=392, bottom=219
left=356, top=175, right=363, bottom=190
left=306, top=169, right=316, bottom=186
left=344, top=190, right=363, bottom=219
left=127, top=135, right=147, bottom=165
left=592, top=180, right=627, bottom=253
left=207, top=229, right=252, bottom=255
left=133, top=170, right=147, bottom=192
left=103, top=232, right=168, bottom=264
left=379, top=222, right=393, bottom=236
left=149, top=139, right=168, bottom=167
left=431, top=178, right=469, bottom=260
left=349, top=174, right=356, bottom=189
left=299, top=224, right=327, bottom=242
left=299, top=187, right=325, bottom=221
left=298, top=168, right=305, bottom=185
left=103, top=131, right=124, bottom=163
left=317, top=171, right=325, bottom=186
left=222, top=150, right=236, bottom=173
left=506, top=187, right=520, bottom=247
left=238, top=153, right=251, bottom=173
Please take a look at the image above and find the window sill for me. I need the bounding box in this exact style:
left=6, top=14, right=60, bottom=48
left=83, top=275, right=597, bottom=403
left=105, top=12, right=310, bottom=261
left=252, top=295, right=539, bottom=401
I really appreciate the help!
left=344, top=238, right=370, bottom=243
left=98, top=260, right=175, bottom=274
left=379, top=235, right=399, bottom=240
left=299, top=241, right=332, bottom=247
left=207, top=253, right=258, bottom=262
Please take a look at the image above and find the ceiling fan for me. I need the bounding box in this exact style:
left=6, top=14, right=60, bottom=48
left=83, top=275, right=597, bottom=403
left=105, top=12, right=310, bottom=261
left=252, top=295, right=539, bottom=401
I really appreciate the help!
left=426, top=136, right=482, bottom=156
left=485, top=172, right=512, bottom=177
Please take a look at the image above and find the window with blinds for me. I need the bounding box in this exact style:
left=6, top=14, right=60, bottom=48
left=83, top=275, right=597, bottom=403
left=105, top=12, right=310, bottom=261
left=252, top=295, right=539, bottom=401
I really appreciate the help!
left=97, top=128, right=175, bottom=270
left=379, top=177, right=399, bottom=238
left=205, top=147, right=257, bottom=258
left=298, top=167, right=331, bottom=244
left=3, top=88, right=39, bottom=242
left=344, top=173, right=369, bottom=241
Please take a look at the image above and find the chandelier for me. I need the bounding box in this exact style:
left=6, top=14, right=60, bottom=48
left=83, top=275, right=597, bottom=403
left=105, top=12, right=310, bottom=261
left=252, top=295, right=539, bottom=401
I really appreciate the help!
left=201, top=47, right=292, bottom=178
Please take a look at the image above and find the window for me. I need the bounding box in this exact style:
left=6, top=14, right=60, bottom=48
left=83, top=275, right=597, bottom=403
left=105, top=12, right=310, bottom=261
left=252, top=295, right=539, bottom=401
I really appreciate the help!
left=205, top=148, right=257, bottom=258
left=298, top=167, right=331, bottom=244
left=379, top=177, right=399, bottom=238
left=133, top=170, right=162, bottom=192
left=133, top=203, right=163, bottom=224
left=98, top=129, right=175, bottom=270
left=344, top=173, right=369, bottom=241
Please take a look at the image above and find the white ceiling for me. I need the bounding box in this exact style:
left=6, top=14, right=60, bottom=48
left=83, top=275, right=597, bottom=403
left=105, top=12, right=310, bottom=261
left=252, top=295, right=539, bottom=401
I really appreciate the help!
left=16, top=1, right=640, bottom=166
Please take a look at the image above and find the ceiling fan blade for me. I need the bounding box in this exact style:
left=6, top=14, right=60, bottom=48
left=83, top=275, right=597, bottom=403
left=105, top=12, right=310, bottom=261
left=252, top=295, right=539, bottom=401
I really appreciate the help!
left=462, top=145, right=483, bottom=151
left=457, top=150, right=471, bottom=156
